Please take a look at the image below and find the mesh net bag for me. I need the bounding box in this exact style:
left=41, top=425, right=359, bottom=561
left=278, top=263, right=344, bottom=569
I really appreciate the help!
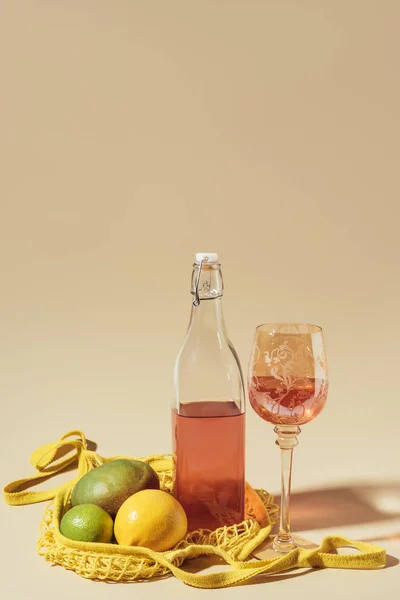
left=4, top=430, right=386, bottom=588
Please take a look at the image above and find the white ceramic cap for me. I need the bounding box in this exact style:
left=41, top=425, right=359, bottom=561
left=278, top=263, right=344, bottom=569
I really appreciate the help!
left=195, top=252, right=218, bottom=264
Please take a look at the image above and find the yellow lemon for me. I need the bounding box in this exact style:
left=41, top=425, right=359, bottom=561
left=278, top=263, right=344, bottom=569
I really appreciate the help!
left=114, top=489, right=188, bottom=551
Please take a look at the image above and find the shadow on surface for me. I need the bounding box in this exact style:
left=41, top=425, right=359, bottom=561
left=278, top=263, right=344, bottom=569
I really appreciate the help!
left=286, top=481, right=400, bottom=531
left=383, top=554, right=400, bottom=568
left=241, top=567, right=315, bottom=586
left=181, top=554, right=226, bottom=573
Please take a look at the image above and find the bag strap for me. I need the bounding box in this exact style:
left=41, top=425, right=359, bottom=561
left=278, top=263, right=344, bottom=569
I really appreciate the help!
left=135, top=537, right=386, bottom=588
left=3, top=430, right=102, bottom=505
left=3, top=431, right=172, bottom=506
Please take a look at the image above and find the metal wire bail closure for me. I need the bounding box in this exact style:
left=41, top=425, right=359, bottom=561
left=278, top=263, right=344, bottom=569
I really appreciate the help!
left=193, top=256, right=208, bottom=307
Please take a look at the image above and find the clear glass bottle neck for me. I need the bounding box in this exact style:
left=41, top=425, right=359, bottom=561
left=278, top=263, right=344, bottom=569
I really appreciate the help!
left=189, top=262, right=226, bottom=334
left=191, top=262, right=224, bottom=302
left=188, top=296, right=226, bottom=336
left=172, top=260, right=245, bottom=412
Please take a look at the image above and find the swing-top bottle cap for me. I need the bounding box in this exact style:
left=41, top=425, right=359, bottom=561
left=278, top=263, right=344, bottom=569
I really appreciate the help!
left=195, top=252, right=218, bottom=264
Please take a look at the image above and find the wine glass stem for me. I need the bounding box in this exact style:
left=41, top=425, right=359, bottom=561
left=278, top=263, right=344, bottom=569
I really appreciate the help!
left=273, top=425, right=301, bottom=553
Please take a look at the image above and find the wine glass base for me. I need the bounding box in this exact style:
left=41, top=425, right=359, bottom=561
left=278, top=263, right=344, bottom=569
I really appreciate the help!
left=251, top=535, right=319, bottom=560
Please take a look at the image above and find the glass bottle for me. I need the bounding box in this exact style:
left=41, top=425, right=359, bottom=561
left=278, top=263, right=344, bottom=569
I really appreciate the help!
left=172, top=252, right=245, bottom=531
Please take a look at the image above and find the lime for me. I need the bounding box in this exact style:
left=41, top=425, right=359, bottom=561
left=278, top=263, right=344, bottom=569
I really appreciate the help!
left=60, top=503, right=113, bottom=543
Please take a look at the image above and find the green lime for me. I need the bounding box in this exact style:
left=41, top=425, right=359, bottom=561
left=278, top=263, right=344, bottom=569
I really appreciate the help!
left=60, top=503, right=113, bottom=543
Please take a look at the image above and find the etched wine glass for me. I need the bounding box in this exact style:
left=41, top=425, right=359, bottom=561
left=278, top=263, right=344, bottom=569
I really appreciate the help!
left=248, top=323, right=328, bottom=555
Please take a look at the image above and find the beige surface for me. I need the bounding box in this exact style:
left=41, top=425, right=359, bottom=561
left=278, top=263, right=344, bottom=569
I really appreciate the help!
left=1, top=0, right=399, bottom=597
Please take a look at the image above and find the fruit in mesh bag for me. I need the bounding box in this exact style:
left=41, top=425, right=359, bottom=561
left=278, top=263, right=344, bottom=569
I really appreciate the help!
left=114, top=489, right=188, bottom=551
left=60, top=504, right=114, bottom=543
left=71, top=459, right=160, bottom=517
left=244, top=482, right=269, bottom=528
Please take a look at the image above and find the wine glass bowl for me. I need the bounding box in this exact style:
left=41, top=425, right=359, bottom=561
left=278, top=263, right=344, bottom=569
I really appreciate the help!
left=248, top=323, right=328, bottom=555
left=249, top=323, right=328, bottom=426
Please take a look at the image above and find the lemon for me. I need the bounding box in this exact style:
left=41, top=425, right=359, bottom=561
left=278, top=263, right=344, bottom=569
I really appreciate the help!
left=114, top=489, right=188, bottom=551
left=60, top=504, right=113, bottom=543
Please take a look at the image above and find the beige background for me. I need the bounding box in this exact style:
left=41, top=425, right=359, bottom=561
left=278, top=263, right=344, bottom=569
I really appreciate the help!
left=1, top=1, right=399, bottom=598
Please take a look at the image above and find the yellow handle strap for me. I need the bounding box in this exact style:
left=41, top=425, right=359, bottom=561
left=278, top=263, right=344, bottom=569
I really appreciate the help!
left=3, top=430, right=102, bottom=506
left=158, top=536, right=386, bottom=588
left=3, top=431, right=170, bottom=507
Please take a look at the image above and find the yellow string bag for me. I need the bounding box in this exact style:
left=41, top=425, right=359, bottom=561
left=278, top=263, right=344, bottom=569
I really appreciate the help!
left=4, top=430, right=386, bottom=588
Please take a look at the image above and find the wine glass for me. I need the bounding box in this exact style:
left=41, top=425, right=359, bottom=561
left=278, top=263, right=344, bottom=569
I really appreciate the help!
left=248, top=323, right=328, bottom=555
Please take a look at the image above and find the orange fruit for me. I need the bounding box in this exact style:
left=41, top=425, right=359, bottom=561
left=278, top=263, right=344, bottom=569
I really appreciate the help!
left=244, top=482, right=269, bottom=528
left=114, top=489, right=188, bottom=551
